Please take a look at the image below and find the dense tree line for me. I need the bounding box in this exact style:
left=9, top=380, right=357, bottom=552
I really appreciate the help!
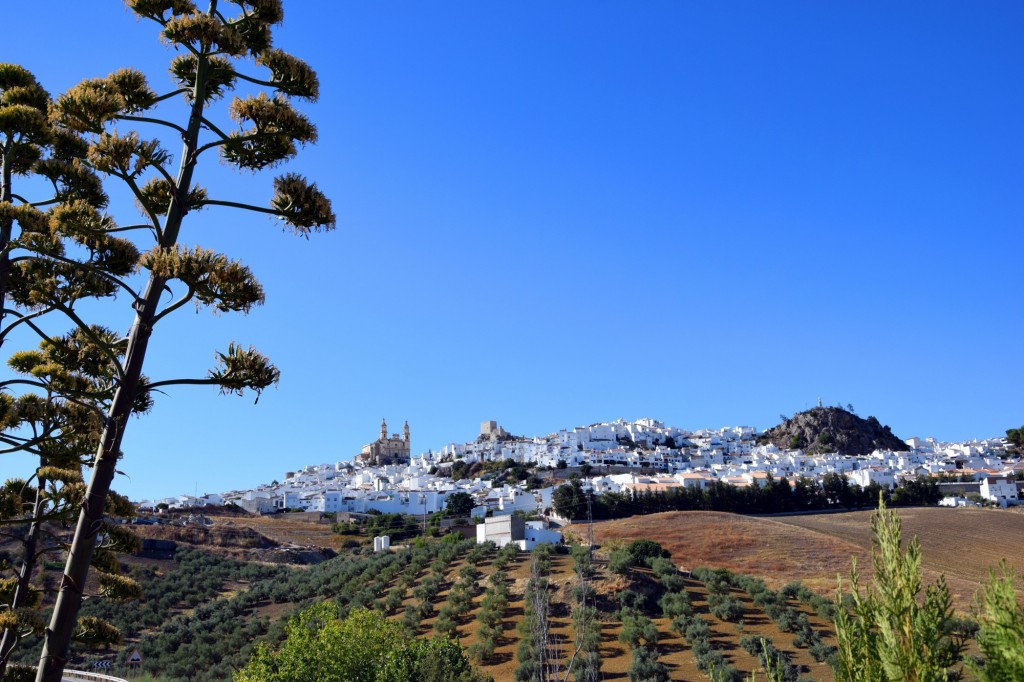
left=554, top=473, right=942, bottom=521
left=333, top=511, right=422, bottom=541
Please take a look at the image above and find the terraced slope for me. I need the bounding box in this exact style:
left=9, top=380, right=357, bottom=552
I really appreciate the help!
left=387, top=546, right=837, bottom=681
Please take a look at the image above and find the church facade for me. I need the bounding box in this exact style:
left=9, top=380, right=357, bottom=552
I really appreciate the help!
left=360, top=418, right=411, bottom=466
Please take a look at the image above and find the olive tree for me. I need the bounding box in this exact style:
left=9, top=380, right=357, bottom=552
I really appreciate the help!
left=237, top=603, right=485, bottom=682
left=33, top=2, right=334, bottom=679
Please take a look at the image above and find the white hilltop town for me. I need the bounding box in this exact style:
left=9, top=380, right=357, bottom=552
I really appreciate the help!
left=141, top=416, right=1023, bottom=547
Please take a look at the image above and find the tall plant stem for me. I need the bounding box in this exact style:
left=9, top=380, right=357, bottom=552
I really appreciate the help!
left=34, top=53, right=210, bottom=682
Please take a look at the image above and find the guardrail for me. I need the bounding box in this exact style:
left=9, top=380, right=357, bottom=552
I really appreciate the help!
left=62, top=670, right=129, bottom=682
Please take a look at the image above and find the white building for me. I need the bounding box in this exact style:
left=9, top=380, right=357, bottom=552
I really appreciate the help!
left=849, top=468, right=895, bottom=489
left=475, top=515, right=562, bottom=550
left=980, top=477, right=1019, bottom=507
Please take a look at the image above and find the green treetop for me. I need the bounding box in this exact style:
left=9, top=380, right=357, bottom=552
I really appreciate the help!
left=236, top=603, right=486, bottom=682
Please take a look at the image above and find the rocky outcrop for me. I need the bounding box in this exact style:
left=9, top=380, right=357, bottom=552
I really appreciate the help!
left=252, top=546, right=336, bottom=564
left=758, top=407, right=907, bottom=455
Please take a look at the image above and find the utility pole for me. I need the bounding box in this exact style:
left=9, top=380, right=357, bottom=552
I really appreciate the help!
left=586, top=489, right=594, bottom=555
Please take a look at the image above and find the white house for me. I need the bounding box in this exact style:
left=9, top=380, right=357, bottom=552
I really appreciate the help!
left=476, top=516, right=562, bottom=550
left=849, top=468, right=895, bottom=489
left=236, top=491, right=275, bottom=514
left=939, top=496, right=980, bottom=508
left=980, top=477, right=1019, bottom=507
left=274, top=490, right=302, bottom=510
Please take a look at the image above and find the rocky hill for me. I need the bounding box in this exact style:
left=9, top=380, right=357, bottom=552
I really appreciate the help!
left=758, top=406, right=907, bottom=455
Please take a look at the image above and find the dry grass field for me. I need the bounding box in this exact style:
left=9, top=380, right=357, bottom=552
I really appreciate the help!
left=579, top=507, right=1024, bottom=611
left=205, top=512, right=343, bottom=550
left=776, top=506, right=1024, bottom=610
left=576, top=512, right=868, bottom=594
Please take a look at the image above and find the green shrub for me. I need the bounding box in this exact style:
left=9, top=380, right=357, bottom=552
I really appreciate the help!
left=708, top=663, right=744, bottom=682
left=649, top=556, right=675, bottom=578
left=468, top=637, right=495, bottom=665
left=625, top=539, right=669, bottom=567
left=809, top=640, right=837, bottom=663
left=659, top=591, right=693, bottom=619
left=608, top=547, right=634, bottom=575
left=434, top=610, right=457, bottom=638
left=628, top=645, right=669, bottom=682
left=618, top=589, right=650, bottom=614
left=671, top=613, right=694, bottom=636
left=694, top=648, right=728, bottom=674
left=235, top=605, right=483, bottom=682
left=708, top=594, right=744, bottom=622
left=966, top=562, right=1024, bottom=682
left=684, top=617, right=711, bottom=643
left=660, top=572, right=686, bottom=593
left=402, top=604, right=421, bottom=632
left=780, top=581, right=803, bottom=599
left=774, top=607, right=800, bottom=632
left=739, top=635, right=762, bottom=656
left=619, top=614, right=659, bottom=650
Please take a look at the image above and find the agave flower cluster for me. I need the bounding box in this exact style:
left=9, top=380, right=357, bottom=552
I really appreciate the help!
left=0, top=2, right=335, bottom=680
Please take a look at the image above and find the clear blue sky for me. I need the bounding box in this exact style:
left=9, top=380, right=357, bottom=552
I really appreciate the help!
left=5, top=2, right=1022, bottom=501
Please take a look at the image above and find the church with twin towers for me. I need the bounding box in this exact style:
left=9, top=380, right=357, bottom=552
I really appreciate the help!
left=359, top=418, right=411, bottom=466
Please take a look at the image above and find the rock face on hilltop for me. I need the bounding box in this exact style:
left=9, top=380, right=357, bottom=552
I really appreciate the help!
left=759, top=407, right=907, bottom=455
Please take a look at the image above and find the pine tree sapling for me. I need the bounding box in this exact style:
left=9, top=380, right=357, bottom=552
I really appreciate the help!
left=832, top=497, right=964, bottom=682
left=967, top=561, right=1024, bottom=682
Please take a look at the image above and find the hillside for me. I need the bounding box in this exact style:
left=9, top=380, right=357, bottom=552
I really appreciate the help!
left=758, top=406, right=908, bottom=454
left=574, top=512, right=867, bottom=594
left=776, top=506, right=1024, bottom=609
left=579, top=507, right=1024, bottom=611
left=10, top=528, right=840, bottom=681
left=11, top=507, right=1020, bottom=680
